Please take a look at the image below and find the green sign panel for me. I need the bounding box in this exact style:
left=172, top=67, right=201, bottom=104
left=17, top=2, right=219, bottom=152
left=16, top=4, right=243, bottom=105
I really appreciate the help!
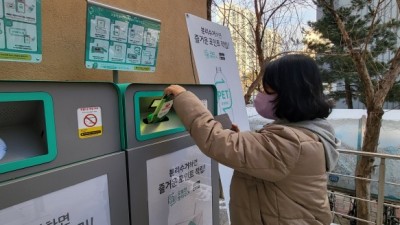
left=0, top=0, right=42, bottom=63
left=85, top=1, right=161, bottom=72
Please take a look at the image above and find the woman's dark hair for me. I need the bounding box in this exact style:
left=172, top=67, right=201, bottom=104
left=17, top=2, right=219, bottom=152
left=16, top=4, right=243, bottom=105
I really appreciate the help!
left=262, top=54, right=332, bottom=122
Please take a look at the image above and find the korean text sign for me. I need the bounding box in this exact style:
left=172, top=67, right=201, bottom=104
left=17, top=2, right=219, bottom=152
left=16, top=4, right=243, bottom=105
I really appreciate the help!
left=147, top=145, right=213, bottom=225
left=0, top=175, right=111, bottom=225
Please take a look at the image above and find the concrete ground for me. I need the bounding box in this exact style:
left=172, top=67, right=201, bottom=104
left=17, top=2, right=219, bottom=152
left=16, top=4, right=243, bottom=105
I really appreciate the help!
left=219, top=198, right=230, bottom=225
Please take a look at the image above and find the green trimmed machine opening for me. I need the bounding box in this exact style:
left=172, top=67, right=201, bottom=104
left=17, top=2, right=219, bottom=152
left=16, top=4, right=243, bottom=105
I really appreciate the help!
left=0, top=92, right=57, bottom=173
left=134, top=91, right=185, bottom=141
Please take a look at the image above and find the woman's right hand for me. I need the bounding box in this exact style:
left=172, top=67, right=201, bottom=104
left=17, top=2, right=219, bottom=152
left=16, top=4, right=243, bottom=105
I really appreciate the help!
left=164, top=85, right=186, bottom=97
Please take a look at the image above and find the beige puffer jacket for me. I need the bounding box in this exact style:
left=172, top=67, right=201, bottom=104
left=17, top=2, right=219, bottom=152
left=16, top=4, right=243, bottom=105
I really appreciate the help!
left=173, top=91, right=333, bottom=225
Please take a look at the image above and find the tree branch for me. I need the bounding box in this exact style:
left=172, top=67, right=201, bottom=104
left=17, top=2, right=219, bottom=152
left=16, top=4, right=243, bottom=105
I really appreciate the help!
left=318, top=0, right=375, bottom=108
left=397, top=0, right=400, bottom=12
left=362, top=0, right=384, bottom=56
left=375, top=48, right=400, bottom=106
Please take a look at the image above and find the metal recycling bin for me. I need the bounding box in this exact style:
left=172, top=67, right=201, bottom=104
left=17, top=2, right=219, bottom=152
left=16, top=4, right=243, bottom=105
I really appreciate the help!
left=119, top=83, right=220, bottom=225
left=0, top=81, right=122, bottom=182
left=0, top=151, right=130, bottom=225
left=0, top=81, right=129, bottom=225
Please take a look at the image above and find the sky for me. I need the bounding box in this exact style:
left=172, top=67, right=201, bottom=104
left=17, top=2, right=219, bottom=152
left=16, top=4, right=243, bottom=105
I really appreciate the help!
left=211, top=0, right=318, bottom=48
left=212, top=0, right=317, bottom=23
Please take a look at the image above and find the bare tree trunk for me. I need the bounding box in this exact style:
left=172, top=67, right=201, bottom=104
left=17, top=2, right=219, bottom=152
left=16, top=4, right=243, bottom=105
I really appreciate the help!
left=355, top=108, right=384, bottom=225
left=244, top=68, right=263, bottom=104
left=207, top=0, right=212, bottom=20
left=242, top=0, right=266, bottom=104
left=215, top=0, right=305, bottom=104
left=254, top=0, right=265, bottom=69
left=397, top=0, right=400, bottom=11
left=344, top=78, right=353, bottom=109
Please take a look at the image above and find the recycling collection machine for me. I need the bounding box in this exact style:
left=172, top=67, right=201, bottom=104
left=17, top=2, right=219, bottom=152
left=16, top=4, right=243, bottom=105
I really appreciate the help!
left=0, top=81, right=219, bottom=225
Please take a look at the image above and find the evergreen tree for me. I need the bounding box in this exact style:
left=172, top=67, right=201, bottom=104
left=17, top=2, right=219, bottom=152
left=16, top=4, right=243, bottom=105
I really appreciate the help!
left=311, top=1, right=400, bottom=224
left=307, top=2, right=400, bottom=109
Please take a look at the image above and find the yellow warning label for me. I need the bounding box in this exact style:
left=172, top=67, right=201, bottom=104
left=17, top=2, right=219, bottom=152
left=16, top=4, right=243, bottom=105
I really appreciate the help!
left=79, top=126, right=103, bottom=139
left=0, top=52, right=32, bottom=61
left=77, top=106, right=102, bottom=139
left=134, top=66, right=151, bottom=71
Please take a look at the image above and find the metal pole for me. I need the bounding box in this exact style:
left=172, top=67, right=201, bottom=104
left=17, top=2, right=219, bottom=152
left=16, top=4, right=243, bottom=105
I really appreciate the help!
left=113, top=70, right=118, bottom=83
left=376, top=158, right=386, bottom=225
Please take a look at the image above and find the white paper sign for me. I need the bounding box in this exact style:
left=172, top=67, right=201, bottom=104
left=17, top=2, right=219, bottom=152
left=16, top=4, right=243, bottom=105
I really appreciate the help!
left=0, top=174, right=111, bottom=225
left=186, top=13, right=251, bottom=220
left=147, top=145, right=212, bottom=225
left=185, top=13, right=249, bottom=131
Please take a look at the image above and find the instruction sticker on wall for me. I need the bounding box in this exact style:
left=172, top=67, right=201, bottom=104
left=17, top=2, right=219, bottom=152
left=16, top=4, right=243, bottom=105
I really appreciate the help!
left=77, top=106, right=103, bottom=139
left=0, top=0, right=42, bottom=63
left=85, top=0, right=161, bottom=72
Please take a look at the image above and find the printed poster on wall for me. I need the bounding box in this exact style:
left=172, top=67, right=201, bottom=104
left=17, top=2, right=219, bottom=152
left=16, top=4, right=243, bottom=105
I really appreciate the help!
left=185, top=13, right=250, bottom=219
left=85, top=0, right=161, bottom=72
left=0, top=175, right=111, bottom=225
left=185, top=13, right=249, bottom=131
left=0, top=0, right=42, bottom=63
left=147, top=145, right=212, bottom=225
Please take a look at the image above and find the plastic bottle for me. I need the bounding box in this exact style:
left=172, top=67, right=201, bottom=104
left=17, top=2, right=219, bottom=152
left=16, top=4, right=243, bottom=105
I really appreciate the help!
left=214, top=67, right=234, bottom=120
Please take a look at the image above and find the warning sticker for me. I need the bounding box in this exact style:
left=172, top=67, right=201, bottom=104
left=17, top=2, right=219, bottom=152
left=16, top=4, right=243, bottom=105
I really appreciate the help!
left=77, top=107, right=103, bottom=139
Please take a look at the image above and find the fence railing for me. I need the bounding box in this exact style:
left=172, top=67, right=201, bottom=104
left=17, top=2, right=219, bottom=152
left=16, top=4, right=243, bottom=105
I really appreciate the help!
left=328, top=149, right=400, bottom=225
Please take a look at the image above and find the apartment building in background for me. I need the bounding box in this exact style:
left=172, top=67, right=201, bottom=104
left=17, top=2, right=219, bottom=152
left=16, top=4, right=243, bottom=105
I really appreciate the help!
left=214, top=4, right=281, bottom=93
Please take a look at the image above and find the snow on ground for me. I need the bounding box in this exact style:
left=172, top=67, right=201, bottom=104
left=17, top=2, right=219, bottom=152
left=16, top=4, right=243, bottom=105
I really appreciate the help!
left=247, top=106, right=400, bottom=123
left=246, top=106, right=400, bottom=201
left=329, top=109, right=400, bottom=120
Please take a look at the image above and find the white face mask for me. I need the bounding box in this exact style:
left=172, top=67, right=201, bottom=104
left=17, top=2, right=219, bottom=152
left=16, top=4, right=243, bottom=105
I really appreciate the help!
left=254, top=92, right=278, bottom=120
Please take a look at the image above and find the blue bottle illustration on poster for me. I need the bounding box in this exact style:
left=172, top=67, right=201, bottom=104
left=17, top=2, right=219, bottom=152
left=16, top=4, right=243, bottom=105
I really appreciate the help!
left=214, top=66, right=234, bottom=120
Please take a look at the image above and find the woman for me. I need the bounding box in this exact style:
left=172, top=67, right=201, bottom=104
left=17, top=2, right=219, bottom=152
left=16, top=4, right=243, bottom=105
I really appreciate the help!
left=164, top=54, right=340, bottom=225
